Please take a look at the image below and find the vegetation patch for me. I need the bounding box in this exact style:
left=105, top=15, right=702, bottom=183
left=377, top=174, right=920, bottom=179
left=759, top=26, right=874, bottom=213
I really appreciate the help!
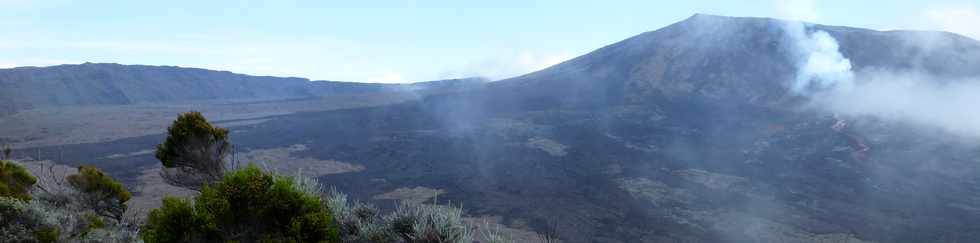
left=141, top=164, right=340, bottom=242
left=0, top=160, right=37, bottom=201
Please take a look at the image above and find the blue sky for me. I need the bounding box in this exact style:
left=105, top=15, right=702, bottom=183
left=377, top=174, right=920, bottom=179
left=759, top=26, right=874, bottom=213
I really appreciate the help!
left=1, top=0, right=978, bottom=83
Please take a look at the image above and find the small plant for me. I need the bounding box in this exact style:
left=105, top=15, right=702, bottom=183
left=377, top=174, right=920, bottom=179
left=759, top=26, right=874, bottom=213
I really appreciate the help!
left=0, top=160, right=37, bottom=201
left=478, top=221, right=513, bottom=243
left=324, top=188, right=399, bottom=243
left=141, top=197, right=197, bottom=243
left=140, top=164, right=340, bottom=243
left=23, top=162, right=141, bottom=242
left=66, top=165, right=131, bottom=221
left=0, top=196, right=50, bottom=242
left=388, top=202, right=473, bottom=243
left=32, top=227, right=59, bottom=243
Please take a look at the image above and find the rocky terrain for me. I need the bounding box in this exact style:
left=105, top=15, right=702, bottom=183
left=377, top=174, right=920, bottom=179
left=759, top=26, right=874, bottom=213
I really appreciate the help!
left=5, top=14, right=980, bottom=242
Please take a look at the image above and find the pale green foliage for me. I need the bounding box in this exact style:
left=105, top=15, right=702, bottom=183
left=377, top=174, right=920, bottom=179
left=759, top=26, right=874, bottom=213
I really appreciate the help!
left=294, top=173, right=399, bottom=242
left=298, top=172, right=476, bottom=243
left=33, top=200, right=140, bottom=242
left=0, top=196, right=48, bottom=242
left=1, top=186, right=139, bottom=243
left=478, top=221, right=513, bottom=243
left=389, top=202, right=472, bottom=243
left=292, top=170, right=328, bottom=200
left=9, top=161, right=142, bottom=242
left=324, top=188, right=398, bottom=243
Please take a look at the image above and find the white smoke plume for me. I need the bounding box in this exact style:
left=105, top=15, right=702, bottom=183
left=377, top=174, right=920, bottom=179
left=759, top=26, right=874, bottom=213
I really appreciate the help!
left=773, top=1, right=980, bottom=137
left=782, top=21, right=855, bottom=93
left=781, top=20, right=980, bottom=137
left=813, top=71, right=980, bottom=137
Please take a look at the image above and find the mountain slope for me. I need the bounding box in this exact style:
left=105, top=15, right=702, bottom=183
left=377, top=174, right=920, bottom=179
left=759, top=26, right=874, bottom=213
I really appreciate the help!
left=488, top=14, right=980, bottom=108
left=276, top=14, right=980, bottom=242
left=15, top=15, right=980, bottom=243
left=0, top=63, right=484, bottom=115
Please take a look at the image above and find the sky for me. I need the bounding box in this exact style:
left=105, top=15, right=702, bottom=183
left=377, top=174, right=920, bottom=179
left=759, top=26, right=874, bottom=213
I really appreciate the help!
left=1, top=0, right=978, bottom=83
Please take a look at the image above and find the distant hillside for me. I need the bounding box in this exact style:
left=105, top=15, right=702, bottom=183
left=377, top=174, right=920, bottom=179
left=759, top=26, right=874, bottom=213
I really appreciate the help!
left=0, top=63, right=485, bottom=115
left=489, top=14, right=980, bottom=109
left=206, top=14, right=979, bottom=242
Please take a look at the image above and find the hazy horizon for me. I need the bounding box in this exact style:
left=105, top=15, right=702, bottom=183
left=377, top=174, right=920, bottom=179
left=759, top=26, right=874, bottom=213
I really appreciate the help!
left=2, top=0, right=978, bottom=83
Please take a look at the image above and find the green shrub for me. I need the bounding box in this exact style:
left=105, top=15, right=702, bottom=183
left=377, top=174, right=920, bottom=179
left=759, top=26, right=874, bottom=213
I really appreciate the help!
left=83, top=211, right=106, bottom=230
left=66, top=165, right=131, bottom=202
left=141, top=165, right=340, bottom=243
left=32, top=227, right=59, bottom=243
left=66, top=165, right=131, bottom=221
left=0, top=160, right=37, bottom=201
left=141, top=197, right=198, bottom=243
left=155, top=111, right=231, bottom=189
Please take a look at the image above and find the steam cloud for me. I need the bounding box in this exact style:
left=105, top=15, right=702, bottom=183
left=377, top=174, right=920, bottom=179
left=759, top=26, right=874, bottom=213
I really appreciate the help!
left=814, top=72, right=980, bottom=137
left=782, top=21, right=980, bottom=137
left=782, top=21, right=854, bottom=93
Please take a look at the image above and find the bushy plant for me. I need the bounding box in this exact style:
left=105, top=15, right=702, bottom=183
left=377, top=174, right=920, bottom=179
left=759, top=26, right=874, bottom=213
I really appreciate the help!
left=324, top=189, right=473, bottom=243
left=300, top=172, right=479, bottom=243
left=0, top=196, right=52, bottom=242
left=26, top=198, right=138, bottom=242
left=478, top=221, right=513, bottom=243
left=140, top=165, right=339, bottom=243
left=66, top=165, right=131, bottom=221
left=323, top=188, right=398, bottom=243
left=1, top=197, right=133, bottom=243
left=155, top=111, right=231, bottom=189
left=141, top=197, right=197, bottom=243
left=0, top=160, right=37, bottom=201
left=388, top=202, right=472, bottom=243
left=31, top=227, right=59, bottom=243
left=22, top=162, right=140, bottom=242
